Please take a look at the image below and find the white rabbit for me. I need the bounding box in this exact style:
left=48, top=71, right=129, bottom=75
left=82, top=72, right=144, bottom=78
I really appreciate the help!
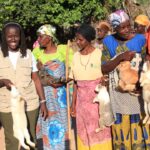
left=10, top=85, right=35, bottom=149
left=140, top=61, right=150, bottom=124
left=93, top=84, right=114, bottom=132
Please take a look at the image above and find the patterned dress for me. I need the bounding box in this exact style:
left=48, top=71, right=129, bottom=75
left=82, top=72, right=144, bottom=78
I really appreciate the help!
left=33, top=45, right=73, bottom=150
left=102, top=34, right=150, bottom=150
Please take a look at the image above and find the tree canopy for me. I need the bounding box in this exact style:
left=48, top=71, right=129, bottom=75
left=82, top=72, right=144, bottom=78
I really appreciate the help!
left=0, top=0, right=122, bottom=46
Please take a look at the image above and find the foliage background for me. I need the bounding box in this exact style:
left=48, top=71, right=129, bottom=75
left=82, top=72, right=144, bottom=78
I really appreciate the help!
left=0, top=0, right=123, bottom=47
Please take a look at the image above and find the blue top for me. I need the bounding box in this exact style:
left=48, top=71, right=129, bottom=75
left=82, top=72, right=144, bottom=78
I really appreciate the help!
left=102, top=34, right=146, bottom=63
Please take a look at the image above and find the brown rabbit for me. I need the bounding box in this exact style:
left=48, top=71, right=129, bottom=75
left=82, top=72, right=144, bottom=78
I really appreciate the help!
left=117, top=61, right=138, bottom=92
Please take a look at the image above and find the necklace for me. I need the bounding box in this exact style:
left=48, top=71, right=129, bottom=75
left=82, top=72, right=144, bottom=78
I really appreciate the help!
left=79, top=53, right=91, bottom=70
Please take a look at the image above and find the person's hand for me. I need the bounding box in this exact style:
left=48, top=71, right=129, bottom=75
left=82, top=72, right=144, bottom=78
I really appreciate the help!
left=100, top=75, right=109, bottom=87
left=2, top=79, right=13, bottom=89
left=118, top=51, right=135, bottom=62
left=47, top=81, right=64, bottom=88
left=40, top=102, right=48, bottom=121
left=70, top=104, right=76, bottom=118
left=37, top=60, right=43, bottom=70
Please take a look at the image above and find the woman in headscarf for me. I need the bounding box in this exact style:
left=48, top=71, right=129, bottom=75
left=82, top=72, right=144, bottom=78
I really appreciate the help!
left=134, top=14, right=150, bottom=56
left=134, top=14, right=150, bottom=58
left=134, top=14, right=150, bottom=34
left=102, top=10, right=150, bottom=149
left=32, top=24, right=73, bottom=150
left=134, top=14, right=150, bottom=57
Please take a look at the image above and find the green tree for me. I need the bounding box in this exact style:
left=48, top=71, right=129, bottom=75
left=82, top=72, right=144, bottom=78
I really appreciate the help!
left=0, top=0, right=122, bottom=46
left=137, top=0, right=150, bottom=5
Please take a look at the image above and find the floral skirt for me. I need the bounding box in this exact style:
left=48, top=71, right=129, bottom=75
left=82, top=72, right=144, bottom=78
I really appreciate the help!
left=36, top=86, right=68, bottom=150
left=112, top=113, right=150, bottom=150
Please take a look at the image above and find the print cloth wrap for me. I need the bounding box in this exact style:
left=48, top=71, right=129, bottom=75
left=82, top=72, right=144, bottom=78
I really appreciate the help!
left=108, top=10, right=129, bottom=29
left=33, top=45, right=73, bottom=150
left=37, top=24, right=58, bottom=43
left=76, top=80, right=112, bottom=150
left=36, top=60, right=68, bottom=150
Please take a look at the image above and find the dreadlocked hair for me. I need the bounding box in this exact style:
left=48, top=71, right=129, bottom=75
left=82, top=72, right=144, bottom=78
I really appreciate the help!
left=1, top=22, right=27, bottom=57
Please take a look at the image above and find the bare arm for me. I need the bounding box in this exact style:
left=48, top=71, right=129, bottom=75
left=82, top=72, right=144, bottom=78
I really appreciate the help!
left=102, top=56, right=122, bottom=74
left=70, top=81, right=77, bottom=117
left=102, top=51, right=136, bottom=74
left=0, top=79, right=13, bottom=89
left=32, top=72, right=45, bottom=100
left=32, top=72, right=48, bottom=120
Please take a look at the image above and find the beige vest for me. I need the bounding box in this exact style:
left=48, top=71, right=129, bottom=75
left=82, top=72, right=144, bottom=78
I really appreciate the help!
left=0, top=49, right=39, bottom=112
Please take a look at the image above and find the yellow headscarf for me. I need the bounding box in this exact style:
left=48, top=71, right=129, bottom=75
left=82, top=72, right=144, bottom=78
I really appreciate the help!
left=135, top=15, right=150, bottom=26
left=37, top=24, right=58, bottom=43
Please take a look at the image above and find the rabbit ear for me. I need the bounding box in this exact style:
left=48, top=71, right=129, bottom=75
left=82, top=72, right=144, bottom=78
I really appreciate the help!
left=143, top=62, right=148, bottom=72
left=146, top=61, right=150, bottom=70
left=11, top=85, right=16, bottom=91
left=140, top=72, right=144, bottom=86
left=10, top=85, right=19, bottom=97
left=95, top=84, right=100, bottom=92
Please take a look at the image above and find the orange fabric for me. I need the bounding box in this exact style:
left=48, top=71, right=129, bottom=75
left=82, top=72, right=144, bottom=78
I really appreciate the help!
left=146, top=27, right=150, bottom=54
left=135, top=15, right=150, bottom=26
left=98, top=21, right=111, bottom=31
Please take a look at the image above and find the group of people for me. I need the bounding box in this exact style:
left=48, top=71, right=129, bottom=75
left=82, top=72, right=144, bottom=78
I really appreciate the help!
left=0, top=9, right=150, bottom=150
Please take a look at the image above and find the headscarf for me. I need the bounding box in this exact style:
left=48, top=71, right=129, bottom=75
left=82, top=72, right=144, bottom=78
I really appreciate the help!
left=135, top=15, right=150, bottom=26
left=108, top=10, right=129, bottom=29
left=37, top=24, right=58, bottom=43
